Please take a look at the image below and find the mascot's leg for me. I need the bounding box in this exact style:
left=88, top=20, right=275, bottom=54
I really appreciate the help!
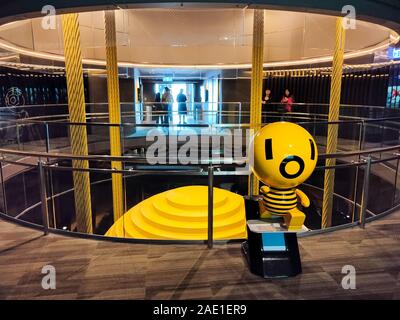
left=284, top=208, right=306, bottom=231
left=259, top=202, right=285, bottom=219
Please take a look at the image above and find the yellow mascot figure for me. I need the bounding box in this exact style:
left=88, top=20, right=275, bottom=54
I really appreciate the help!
left=252, top=122, right=318, bottom=231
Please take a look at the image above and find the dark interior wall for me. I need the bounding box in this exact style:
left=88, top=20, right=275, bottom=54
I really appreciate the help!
left=0, top=65, right=394, bottom=117
left=142, top=80, right=155, bottom=103
left=85, top=75, right=136, bottom=137
left=0, top=67, right=136, bottom=108
left=0, top=66, right=68, bottom=107
left=142, top=67, right=390, bottom=106
left=87, top=76, right=135, bottom=103
left=193, top=81, right=202, bottom=102
left=221, top=79, right=251, bottom=104
left=262, top=68, right=390, bottom=106
left=220, top=67, right=391, bottom=107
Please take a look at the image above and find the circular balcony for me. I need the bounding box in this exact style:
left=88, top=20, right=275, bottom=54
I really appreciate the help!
left=0, top=102, right=399, bottom=243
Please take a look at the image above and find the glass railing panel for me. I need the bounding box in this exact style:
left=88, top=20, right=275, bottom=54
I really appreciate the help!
left=309, top=164, right=359, bottom=228
left=46, top=161, right=74, bottom=231
left=130, top=102, right=245, bottom=126
left=2, top=162, right=41, bottom=224
left=46, top=121, right=70, bottom=152
left=298, top=121, right=328, bottom=154
left=366, top=159, right=397, bottom=216
left=337, top=121, right=363, bottom=152
left=89, top=170, right=114, bottom=236
left=395, top=158, right=400, bottom=206
left=363, top=122, right=387, bottom=151
left=46, top=163, right=115, bottom=236
left=0, top=160, right=7, bottom=215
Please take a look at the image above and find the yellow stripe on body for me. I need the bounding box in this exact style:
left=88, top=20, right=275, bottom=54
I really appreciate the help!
left=261, top=188, right=298, bottom=215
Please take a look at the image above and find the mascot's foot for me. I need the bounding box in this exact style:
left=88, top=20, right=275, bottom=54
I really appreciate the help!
left=284, top=208, right=306, bottom=231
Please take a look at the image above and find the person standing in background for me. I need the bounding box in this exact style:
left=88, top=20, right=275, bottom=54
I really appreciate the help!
left=281, top=89, right=294, bottom=112
left=153, top=92, right=162, bottom=124
left=177, top=89, right=188, bottom=124
left=263, top=89, right=272, bottom=105
left=162, top=87, right=174, bottom=124
left=262, top=88, right=273, bottom=124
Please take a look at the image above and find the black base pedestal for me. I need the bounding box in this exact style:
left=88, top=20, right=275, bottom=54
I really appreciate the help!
left=242, top=197, right=302, bottom=278
left=242, top=232, right=302, bottom=278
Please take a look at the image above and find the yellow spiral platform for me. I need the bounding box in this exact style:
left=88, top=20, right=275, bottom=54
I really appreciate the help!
left=105, top=186, right=247, bottom=240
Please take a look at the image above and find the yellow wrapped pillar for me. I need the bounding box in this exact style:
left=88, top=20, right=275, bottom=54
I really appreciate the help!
left=248, top=9, right=265, bottom=196
left=61, top=14, right=93, bottom=233
left=322, top=17, right=346, bottom=228
left=104, top=10, right=124, bottom=222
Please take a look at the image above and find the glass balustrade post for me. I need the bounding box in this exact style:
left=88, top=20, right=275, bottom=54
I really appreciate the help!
left=249, top=173, right=254, bottom=197
left=38, top=160, right=50, bottom=235
left=44, top=122, right=56, bottom=228
left=351, top=161, right=360, bottom=222
left=21, top=172, right=28, bottom=210
left=0, top=157, right=8, bottom=215
left=313, top=115, right=316, bottom=137
left=44, top=122, right=50, bottom=153
left=360, top=120, right=366, bottom=151
left=351, top=121, right=365, bottom=221
left=359, top=155, right=372, bottom=228
left=238, top=102, right=242, bottom=125
left=393, top=154, right=400, bottom=207
left=16, top=123, right=21, bottom=150
left=379, top=121, right=385, bottom=159
left=121, top=124, right=128, bottom=213
left=207, top=163, right=214, bottom=249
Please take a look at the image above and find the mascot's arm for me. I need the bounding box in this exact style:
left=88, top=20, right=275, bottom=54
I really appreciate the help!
left=295, top=189, right=310, bottom=207
left=260, top=186, right=270, bottom=195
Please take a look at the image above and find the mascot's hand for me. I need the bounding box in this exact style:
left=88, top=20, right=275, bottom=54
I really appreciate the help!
left=260, top=186, right=270, bottom=195
left=295, top=189, right=310, bottom=207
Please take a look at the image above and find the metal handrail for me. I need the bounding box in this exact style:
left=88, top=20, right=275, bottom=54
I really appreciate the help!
left=1, top=139, right=400, bottom=163
left=0, top=102, right=393, bottom=110
left=1, top=110, right=400, bottom=126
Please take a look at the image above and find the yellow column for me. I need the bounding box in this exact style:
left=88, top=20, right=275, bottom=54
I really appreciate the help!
left=248, top=9, right=264, bottom=196
left=322, top=17, right=346, bottom=228
left=104, top=10, right=124, bottom=222
left=61, top=14, right=93, bottom=233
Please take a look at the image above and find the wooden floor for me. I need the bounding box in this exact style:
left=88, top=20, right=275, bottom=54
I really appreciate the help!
left=0, top=212, right=399, bottom=300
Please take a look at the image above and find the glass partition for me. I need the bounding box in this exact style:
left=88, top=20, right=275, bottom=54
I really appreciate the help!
left=0, top=103, right=400, bottom=243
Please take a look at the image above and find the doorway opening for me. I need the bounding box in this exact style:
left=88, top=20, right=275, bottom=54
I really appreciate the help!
left=154, top=83, right=194, bottom=123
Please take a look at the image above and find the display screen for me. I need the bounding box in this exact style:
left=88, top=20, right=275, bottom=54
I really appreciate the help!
left=387, top=86, right=400, bottom=108
left=389, top=47, right=400, bottom=60
left=261, top=232, right=286, bottom=251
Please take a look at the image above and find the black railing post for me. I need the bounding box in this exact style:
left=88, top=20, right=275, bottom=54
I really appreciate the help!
left=38, top=160, right=49, bottom=235
left=0, top=157, right=8, bottom=215
left=207, top=164, right=214, bottom=249
left=359, top=155, right=372, bottom=228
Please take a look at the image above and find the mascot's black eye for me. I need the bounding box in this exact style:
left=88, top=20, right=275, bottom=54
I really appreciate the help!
left=309, top=139, right=315, bottom=160
left=265, top=139, right=273, bottom=160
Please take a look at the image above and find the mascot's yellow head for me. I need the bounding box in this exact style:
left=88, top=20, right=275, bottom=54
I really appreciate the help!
left=252, top=122, right=318, bottom=189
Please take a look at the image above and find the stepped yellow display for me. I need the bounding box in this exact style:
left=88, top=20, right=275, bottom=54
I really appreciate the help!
left=106, top=186, right=247, bottom=240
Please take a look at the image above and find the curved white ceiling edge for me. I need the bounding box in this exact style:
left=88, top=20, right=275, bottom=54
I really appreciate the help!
left=0, top=16, right=398, bottom=70
left=0, top=36, right=398, bottom=70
